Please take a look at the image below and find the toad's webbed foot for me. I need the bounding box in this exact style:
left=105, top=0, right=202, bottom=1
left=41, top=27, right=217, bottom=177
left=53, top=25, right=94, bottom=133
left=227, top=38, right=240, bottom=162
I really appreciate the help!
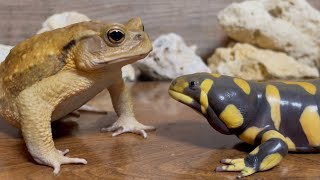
left=34, top=149, right=87, bottom=175
left=101, top=116, right=155, bottom=138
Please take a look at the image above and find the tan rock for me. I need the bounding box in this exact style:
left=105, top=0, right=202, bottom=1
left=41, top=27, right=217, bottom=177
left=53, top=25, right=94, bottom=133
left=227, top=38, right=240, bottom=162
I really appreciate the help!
left=208, top=43, right=319, bottom=80
left=218, top=0, right=320, bottom=67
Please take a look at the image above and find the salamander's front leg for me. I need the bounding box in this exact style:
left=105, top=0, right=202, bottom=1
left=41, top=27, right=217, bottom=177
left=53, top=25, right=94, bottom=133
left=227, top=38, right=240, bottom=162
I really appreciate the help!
left=19, top=95, right=87, bottom=175
left=101, top=78, right=155, bottom=138
left=216, top=137, right=288, bottom=178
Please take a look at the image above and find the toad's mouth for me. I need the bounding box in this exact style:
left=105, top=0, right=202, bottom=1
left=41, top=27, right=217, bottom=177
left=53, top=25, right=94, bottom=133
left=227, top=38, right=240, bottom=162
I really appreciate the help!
left=97, top=47, right=152, bottom=66
left=95, top=53, right=148, bottom=66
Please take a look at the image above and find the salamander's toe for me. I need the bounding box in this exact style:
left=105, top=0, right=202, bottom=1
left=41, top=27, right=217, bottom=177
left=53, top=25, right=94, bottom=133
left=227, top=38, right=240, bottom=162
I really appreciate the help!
left=215, top=158, right=256, bottom=178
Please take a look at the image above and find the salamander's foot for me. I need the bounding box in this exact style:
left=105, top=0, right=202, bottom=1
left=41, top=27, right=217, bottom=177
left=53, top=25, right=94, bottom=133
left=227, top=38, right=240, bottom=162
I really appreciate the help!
left=215, top=158, right=256, bottom=178
left=101, top=116, right=155, bottom=138
left=33, top=148, right=87, bottom=175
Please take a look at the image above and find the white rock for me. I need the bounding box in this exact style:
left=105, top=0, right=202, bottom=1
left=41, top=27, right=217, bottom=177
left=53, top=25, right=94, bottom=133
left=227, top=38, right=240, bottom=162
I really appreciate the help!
left=134, top=33, right=211, bottom=80
left=121, top=64, right=137, bottom=81
left=218, top=0, right=320, bottom=67
left=208, top=43, right=319, bottom=80
left=0, top=44, right=13, bottom=63
left=36, top=11, right=136, bottom=81
left=37, top=11, right=90, bottom=34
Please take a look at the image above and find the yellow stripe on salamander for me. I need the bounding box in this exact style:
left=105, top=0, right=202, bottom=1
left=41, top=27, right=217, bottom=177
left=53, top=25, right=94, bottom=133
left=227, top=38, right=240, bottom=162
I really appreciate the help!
left=266, top=85, right=281, bottom=130
left=300, top=105, right=320, bottom=147
left=239, top=126, right=263, bottom=145
left=200, top=79, right=214, bottom=114
left=219, top=104, right=244, bottom=129
left=234, top=78, right=251, bottom=95
left=259, top=153, right=283, bottom=171
left=261, top=130, right=296, bottom=150
left=250, top=146, right=260, bottom=155
left=211, top=73, right=221, bottom=78
left=285, top=137, right=296, bottom=151
left=283, top=81, right=316, bottom=95
left=171, top=80, right=189, bottom=93
left=240, top=128, right=296, bottom=150
left=168, top=90, right=194, bottom=104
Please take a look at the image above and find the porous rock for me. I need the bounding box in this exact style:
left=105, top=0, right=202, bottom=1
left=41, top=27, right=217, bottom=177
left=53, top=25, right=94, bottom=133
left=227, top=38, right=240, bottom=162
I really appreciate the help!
left=218, top=0, right=320, bottom=67
left=208, top=43, right=319, bottom=80
left=37, top=11, right=90, bottom=34
left=0, top=44, right=13, bottom=62
left=134, top=33, right=211, bottom=80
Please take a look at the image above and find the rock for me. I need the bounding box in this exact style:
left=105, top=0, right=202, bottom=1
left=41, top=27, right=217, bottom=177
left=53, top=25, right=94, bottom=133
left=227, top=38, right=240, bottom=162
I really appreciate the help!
left=134, top=33, right=211, bottom=80
left=208, top=43, right=319, bottom=80
left=36, top=11, right=136, bottom=81
left=121, top=64, right=137, bottom=81
left=0, top=44, right=13, bottom=62
left=37, top=11, right=90, bottom=34
left=218, top=0, right=320, bottom=67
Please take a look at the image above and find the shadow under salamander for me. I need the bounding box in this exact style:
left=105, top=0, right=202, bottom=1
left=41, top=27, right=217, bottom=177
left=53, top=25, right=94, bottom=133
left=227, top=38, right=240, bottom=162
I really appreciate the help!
left=155, top=119, right=251, bottom=150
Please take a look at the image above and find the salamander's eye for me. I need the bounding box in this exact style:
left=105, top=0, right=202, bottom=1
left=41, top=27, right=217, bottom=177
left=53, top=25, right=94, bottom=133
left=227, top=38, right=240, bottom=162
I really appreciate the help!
left=106, top=29, right=125, bottom=44
left=189, top=81, right=198, bottom=89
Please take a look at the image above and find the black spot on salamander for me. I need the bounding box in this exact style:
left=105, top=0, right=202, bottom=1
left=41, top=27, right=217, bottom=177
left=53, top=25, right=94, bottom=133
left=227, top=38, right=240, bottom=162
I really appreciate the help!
left=63, top=40, right=76, bottom=52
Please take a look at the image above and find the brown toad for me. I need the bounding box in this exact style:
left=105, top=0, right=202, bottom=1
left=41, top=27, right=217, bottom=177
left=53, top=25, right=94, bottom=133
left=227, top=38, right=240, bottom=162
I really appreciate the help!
left=0, top=17, right=154, bottom=174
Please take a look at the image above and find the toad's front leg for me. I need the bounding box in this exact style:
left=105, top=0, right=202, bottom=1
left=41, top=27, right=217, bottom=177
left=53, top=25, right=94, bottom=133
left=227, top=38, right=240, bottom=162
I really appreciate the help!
left=216, top=131, right=288, bottom=178
left=18, top=95, right=87, bottom=175
left=101, top=78, right=155, bottom=138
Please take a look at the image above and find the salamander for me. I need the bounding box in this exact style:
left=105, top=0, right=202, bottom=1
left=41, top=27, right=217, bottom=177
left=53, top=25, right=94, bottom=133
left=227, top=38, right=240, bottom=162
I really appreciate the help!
left=168, top=72, right=320, bottom=178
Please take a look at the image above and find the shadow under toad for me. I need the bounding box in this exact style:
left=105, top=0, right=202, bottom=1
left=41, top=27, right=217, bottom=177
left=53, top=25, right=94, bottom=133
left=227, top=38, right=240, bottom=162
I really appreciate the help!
left=0, top=117, right=20, bottom=138
left=51, top=118, right=79, bottom=138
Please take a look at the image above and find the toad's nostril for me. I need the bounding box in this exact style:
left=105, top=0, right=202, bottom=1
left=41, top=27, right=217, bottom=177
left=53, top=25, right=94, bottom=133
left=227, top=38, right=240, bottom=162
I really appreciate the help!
left=134, top=33, right=143, bottom=40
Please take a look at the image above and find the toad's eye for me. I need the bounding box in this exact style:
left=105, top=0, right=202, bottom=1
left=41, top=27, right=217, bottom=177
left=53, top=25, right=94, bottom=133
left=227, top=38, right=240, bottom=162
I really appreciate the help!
left=107, top=29, right=125, bottom=44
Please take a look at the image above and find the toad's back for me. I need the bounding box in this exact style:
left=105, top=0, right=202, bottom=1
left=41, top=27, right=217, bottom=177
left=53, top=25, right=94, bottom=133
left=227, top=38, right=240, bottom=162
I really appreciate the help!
left=0, top=21, right=103, bottom=98
left=0, top=21, right=104, bottom=126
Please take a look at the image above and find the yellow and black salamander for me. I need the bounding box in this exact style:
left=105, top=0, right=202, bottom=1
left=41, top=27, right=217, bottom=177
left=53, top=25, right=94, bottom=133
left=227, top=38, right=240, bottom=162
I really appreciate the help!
left=169, top=72, right=320, bottom=178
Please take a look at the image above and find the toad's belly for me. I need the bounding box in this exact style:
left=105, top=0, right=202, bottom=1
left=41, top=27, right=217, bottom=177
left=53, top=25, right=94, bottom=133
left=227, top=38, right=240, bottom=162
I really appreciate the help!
left=51, top=82, right=107, bottom=121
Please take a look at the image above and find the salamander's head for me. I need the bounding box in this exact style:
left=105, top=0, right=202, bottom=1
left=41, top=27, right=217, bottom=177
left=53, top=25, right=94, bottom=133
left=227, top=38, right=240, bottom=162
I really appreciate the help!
left=169, top=72, right=233, bottom=135
left=169, top=73, right=212, bottom=114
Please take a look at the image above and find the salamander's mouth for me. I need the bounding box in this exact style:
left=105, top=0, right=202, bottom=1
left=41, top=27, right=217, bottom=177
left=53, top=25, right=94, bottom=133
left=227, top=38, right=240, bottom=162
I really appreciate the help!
left=168, top=90, right=202, bottom=112
left=169, top=89, right=232, bottom=135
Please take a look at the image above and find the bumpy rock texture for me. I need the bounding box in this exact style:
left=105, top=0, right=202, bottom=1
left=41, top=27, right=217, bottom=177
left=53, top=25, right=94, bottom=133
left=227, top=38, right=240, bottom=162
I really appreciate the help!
left=0, top=45, right=12, bottom=62
left=218, top=0, right=320, bottom=67
left=37, top=11, right=90, bottom=34
left=134, top=33, right=211, bottom=80
left=208, top=43, right=319, bottom=80
left=36, top=11, right=136, bottom=81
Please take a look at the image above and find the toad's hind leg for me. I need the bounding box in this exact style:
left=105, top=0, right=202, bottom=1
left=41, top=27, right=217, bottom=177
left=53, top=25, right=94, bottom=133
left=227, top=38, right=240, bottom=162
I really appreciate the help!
left=18, top=95, right=87, bottom=175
